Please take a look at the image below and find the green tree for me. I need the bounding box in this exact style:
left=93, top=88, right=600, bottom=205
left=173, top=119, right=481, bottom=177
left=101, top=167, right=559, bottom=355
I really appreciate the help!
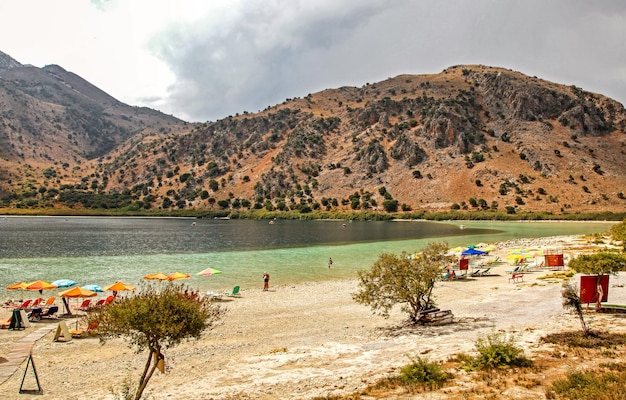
left=352, top=242, right=456, bottom=323
left=610, top=219, right=626, bottom=250
left=92, top=283, right=224, bottom=400
left=568, top=251, right=626, bottom=276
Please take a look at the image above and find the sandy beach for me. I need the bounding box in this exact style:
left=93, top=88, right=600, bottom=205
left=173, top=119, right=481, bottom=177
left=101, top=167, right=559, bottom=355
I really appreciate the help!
left=1, top=234, right=625, bottom=399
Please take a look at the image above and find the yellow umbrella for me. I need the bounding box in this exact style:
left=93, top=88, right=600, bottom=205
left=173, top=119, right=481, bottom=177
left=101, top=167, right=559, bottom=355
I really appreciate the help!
left=168, top=272, right=190, bottom=280
left=144, top=272, right=172, bottom=281
left=103, top=281, right=136, bottom=292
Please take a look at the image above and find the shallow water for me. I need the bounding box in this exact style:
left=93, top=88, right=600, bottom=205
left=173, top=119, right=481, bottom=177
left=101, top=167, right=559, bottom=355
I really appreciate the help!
left=0, top=216, right=615, bottom=297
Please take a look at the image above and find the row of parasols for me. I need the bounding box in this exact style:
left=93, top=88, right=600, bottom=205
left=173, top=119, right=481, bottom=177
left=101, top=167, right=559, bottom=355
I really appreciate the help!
left=5, top=268, right=223, bottom=314
left=6, top=267, right=223, bottom=298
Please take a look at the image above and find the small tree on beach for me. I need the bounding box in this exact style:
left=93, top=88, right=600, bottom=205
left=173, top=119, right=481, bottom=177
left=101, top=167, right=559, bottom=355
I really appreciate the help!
left=561, top=282, right=590, bottom=335
left=92, top=283, right=224, bottom=400
left=568, top=251, right=626, bottom=277
left=610, top=219, right=626, bottom=251
left=568, top=251, right=626, bottom=312
left=352, top=242, right=456, bottom=323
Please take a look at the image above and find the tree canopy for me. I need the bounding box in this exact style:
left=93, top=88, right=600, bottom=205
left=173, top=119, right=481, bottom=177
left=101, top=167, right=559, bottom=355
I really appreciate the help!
left=92, top=283, right=224, bottom=399
left=352, top=242, right=456, bottom=322
left=568, top=251, right=626, bottom=276
left=610, top=219, right=626, bottom=250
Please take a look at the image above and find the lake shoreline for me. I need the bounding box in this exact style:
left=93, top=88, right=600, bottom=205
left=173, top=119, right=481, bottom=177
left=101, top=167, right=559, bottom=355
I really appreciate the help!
left=1, top=232, right=625, bottom=399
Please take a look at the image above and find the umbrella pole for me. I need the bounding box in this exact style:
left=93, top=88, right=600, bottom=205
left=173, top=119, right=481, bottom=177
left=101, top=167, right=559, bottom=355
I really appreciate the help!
left=62, top=298, right=72, bottom=315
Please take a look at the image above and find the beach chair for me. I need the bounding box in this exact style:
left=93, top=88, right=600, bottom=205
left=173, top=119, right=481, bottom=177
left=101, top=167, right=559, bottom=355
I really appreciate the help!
left=29, top=297, right=43, bottom=309
left=443, top=271, right=457, bottom=280
left=0, top=316, right=13, bottom=329
left=43, top=296, right=56, bottom=308
left=6, top=299, right=31, bottom=310
left=70, top=320, right=99, bottom=338
left=104, top=295, right=115, bottom=305
left=28, top=308, right=43, bottom=321
left=93, top=298, right=106, bottom=307
left=506, top=266, right=521, bottom=273
left=478, top=267, right=492, bottom=276
left=77, top=299, right=92, bottom=311
left=41, top=305, right=59, bottom=319
left=224, top=286, right=241, bottom=297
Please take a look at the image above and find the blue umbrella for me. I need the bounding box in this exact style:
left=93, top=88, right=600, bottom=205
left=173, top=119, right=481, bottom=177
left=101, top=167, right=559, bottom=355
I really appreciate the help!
left=83, top=284, right=103, bottom=292
left=461, top=248, right=487, bottom=256
left=52, top=279, right=77, bottom=288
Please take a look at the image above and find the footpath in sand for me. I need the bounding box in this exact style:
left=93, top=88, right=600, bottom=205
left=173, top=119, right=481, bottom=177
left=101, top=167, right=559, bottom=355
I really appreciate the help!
left=1, top=234, right=625, bottom=399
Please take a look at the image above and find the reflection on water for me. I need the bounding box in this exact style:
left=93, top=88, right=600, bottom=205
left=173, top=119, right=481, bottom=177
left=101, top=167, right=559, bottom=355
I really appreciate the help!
left=0, top=217, right=615, bottom=296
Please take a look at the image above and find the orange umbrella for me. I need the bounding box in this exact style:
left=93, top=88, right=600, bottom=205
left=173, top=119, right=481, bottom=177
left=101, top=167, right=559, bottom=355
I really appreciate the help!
left=144, top=273, right=172, bottom=281
left=59, top=286, right=97, bottom=298
left=58, top=286, right=98, bottom=318
left=103, top=281, right=136, bottom=292
left=168, top=272, right=190, bottom=280
left=6, top=282, right=27, bottom=290
left=24, top=280, right=57, bottom=291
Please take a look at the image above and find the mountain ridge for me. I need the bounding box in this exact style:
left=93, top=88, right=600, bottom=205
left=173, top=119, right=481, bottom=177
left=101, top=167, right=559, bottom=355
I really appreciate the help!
left=0, top=51, right=624, bottom=214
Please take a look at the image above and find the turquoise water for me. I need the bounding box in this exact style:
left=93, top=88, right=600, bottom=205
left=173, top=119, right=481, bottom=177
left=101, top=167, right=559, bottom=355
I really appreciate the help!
left=0, top=217, right=615, bottom=297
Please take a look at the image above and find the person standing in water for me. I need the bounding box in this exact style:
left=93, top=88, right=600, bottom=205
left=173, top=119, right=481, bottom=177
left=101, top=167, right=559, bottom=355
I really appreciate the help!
left=328, top=258, right=333, bottom=268
left=263, top=271, right=270, bottom=291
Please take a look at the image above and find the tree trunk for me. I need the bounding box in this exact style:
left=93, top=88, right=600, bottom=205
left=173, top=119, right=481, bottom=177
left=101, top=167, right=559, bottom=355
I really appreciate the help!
left=135, top=348, right=161, bottom=400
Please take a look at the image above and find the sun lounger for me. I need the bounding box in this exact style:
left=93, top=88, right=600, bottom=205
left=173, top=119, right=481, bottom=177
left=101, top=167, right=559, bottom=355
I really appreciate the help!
left=70, top=320, right=99, bottom=338
left=41, top=305, right=59, bottom=319
left=77, top=299, right=92, bottom=311
left=43, top=296, right=56, bottom=308
left=6, top=299, right=31, bottom=310
left=224, top=286, right=241, bottom=297
left=28, top=308, right=44, bottom=321
left=509, top=273, right=524, bottom=283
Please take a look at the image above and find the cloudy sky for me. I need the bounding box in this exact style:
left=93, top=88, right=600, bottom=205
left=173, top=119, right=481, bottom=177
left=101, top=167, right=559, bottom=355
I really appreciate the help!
left=1, top=0, right=625, bottom=122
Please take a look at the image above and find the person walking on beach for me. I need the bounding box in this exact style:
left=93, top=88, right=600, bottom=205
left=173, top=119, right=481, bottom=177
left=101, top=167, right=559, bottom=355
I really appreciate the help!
left=328, top=257, right=333, bottom=269
left=263, top=271, right=270, bottom=291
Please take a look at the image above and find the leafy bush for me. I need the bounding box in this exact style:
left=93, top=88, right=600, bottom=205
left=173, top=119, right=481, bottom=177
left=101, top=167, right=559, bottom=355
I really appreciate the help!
left=550, top=365, right=626, bottom=399
left=398, top=356, right=451, bottom=389
left=461, top=332, right=531, bottom=370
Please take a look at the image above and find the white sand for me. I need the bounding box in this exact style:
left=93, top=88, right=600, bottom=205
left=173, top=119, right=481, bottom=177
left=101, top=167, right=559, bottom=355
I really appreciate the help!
left=1, top=234, right=625, bottom=399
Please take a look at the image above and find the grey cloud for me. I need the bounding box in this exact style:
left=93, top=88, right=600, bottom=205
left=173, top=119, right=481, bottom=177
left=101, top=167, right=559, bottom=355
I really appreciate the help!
left=148, top=0, right=626, bottom=122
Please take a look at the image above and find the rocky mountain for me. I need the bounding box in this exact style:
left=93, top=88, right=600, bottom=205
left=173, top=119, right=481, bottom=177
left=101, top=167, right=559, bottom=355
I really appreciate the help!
left=1, top=53, right=625, bottom=215
left=0, top=50, right=185, bottom=199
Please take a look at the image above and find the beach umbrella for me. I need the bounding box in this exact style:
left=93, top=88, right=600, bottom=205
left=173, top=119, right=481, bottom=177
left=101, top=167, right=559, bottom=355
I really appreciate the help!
left=461, top=248, right=487, bottom=256
left=168, top=272, right=190, bottom=280
left=52, top=279, right=77, bottom=288
left=6, top=281, right=27, bottom=290
left=103, top=281, right=136, bottom=292
left=59, top=286, right=98, bottom=317
left=59, top=286, right=97, bottom=298
left=144, top=272, right=172, bottom=281
left=197, top=267, right=222, bottom=277
left=24, top=280, right=57, bottom=293
left=83, top=284, right=103, bottom=292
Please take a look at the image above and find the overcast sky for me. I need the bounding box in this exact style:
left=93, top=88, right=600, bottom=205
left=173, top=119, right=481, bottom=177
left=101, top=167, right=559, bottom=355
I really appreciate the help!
left=1, top=0, right=625, bottom=122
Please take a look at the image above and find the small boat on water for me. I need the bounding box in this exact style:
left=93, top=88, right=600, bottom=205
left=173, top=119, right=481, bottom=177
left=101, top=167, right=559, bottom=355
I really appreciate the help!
left=459, top=225, right=466, bottom=230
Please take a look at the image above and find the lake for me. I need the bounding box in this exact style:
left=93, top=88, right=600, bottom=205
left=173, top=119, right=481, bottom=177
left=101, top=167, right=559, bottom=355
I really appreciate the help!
left=0, top=216, right=616, bottom=297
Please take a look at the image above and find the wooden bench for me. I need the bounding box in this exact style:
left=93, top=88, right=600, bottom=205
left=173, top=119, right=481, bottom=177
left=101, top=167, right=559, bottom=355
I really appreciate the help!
left=508, top=273, right=524, bottom=283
